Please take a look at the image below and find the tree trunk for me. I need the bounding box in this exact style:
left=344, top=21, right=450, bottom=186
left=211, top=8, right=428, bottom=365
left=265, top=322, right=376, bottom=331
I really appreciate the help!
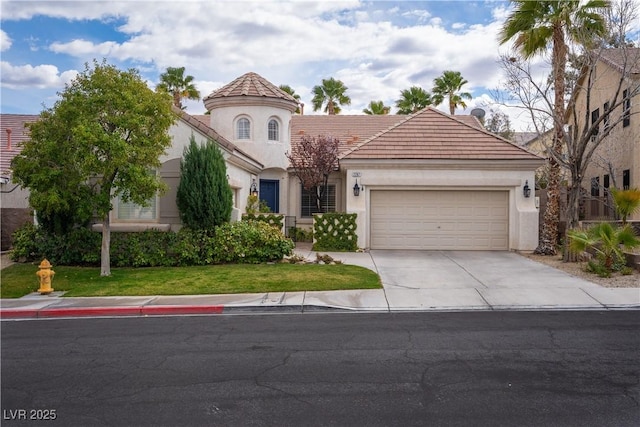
left=535, top=24, right=567, bottom=256
left=101, top=213, right=111, bottom=276
left=564, top=182, right=581, bottom=262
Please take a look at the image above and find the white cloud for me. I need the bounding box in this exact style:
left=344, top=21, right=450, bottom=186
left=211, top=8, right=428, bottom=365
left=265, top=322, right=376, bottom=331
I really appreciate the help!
left=0, top=62, right=77, bottom=89
left=0, top=30, right=11, bottom=52
left=451, top=22, right=466, bottom=30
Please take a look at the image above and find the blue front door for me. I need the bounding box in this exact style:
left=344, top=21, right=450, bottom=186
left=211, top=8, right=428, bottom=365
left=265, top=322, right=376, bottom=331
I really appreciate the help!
left=259, top=179, right=279, bottom=213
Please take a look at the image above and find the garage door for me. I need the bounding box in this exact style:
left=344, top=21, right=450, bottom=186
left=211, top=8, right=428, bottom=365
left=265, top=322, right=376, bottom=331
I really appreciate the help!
left=370, top=190, right=508, bottom=250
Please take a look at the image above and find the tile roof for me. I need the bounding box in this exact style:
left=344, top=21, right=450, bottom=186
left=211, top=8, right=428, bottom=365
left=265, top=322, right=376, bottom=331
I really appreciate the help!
left=204, top=72, right=299, bottom=103
left=1, top=114, right=39, bottom=177
left=599, top=47, right=640, bottom=75
left=290, top=114, right=403, bottom=158
left=341, top=107, right=542, bottom=161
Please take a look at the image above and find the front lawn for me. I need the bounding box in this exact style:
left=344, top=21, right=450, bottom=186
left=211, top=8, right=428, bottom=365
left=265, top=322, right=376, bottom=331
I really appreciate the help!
left=0, top=263, right=381, bottom=298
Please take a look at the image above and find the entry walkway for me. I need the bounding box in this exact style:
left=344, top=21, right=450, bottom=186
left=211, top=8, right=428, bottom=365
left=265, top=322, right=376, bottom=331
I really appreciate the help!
left=1, top=248, right=638, bottom=319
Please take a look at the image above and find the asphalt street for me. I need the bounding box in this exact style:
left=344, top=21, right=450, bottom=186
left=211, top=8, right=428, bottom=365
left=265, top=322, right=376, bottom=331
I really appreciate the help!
left=2, top=311, right=639, bottom=426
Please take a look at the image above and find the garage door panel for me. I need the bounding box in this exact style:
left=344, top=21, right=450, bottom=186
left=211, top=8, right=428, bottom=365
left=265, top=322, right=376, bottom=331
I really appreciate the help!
left=370, top=190, right=508, bottom=250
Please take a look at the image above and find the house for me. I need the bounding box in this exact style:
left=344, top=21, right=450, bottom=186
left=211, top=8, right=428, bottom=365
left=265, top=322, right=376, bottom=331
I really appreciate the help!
left=0, top=114, right=39, bottom=250
left=569, top=48, right=640, bottom=221
left=0, top=71, right=544, bottom=251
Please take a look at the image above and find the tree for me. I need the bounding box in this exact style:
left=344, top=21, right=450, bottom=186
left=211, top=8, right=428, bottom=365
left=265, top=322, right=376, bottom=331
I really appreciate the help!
left=279, top=84, right=302, bottom=114
left=499, top=0, right=609, bottom=255
left=483, top=108, right=515, bottom=140
left=395, top=86, right=432, bottom=114
left=363, top=100, right=390, bottom=115
left=157, top=66, right=201, bottom=109
left=285, top=135, right=339, bottom=213
left=364, top=100, right=390, bottom=115
left=568, top=222, right=640, bottom=273
left=431, top=70, right=472, bottom=115
left=612, top=188, right=640, bottom=224
left=12, top=60, right=176, bottom=276
left=176, top=136, right=233, bottom=230
left=311, top=78, right=351, bottom=115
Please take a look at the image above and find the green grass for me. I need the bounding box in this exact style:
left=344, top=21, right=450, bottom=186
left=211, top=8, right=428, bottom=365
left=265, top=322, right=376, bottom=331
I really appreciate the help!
left=0, top=263, right=381, bottom=298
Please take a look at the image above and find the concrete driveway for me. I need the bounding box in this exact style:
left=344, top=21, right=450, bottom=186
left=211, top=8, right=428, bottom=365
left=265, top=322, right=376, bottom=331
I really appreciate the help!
left=311, top=248, right=639, bottom=311
left=371, top=250, right=598, bottom=290
left=367, top=250, right=637, bottom=310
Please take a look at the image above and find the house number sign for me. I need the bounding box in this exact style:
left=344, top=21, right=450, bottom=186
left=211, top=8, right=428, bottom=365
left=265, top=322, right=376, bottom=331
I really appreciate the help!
left=351, top=172, right=361, bottom=177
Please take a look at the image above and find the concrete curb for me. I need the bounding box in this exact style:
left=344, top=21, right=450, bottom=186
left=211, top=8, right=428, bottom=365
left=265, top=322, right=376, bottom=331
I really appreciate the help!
left=2, top=302, right=639, bottom=320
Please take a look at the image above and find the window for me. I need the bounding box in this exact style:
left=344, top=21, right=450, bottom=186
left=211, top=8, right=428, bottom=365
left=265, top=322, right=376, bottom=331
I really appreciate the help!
left=591, top=177, right=600, bottom=197
left=268, top=119, right=279, bottom=141
left=117, top=196, right=157, bottom=220
left=623, top=89, right=630, bottom=127
left=590, top=108, right=599, bottom=140
left=301, top=185, right=336, bottom=217
left=623, top=169, right=630, bottom=190
left=237, top=118, right=250, bottom=139
left=603, top=102, right=610, bottom=132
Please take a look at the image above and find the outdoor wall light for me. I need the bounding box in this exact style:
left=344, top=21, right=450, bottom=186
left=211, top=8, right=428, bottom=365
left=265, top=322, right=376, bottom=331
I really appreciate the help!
left=353, top=179, right=360, bottom=197
left=523, top=180, right=531, bottom=198
left=250, top=179, right=258, bottom=196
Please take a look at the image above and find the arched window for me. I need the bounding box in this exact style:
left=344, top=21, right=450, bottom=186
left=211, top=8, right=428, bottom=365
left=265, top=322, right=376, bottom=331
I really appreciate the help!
left=268, top=119, right=279, bottom=141
left=237, top=118, right=250, bottom=139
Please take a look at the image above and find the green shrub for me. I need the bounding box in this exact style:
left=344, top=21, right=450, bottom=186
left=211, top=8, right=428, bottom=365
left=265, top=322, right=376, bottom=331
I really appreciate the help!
left=242, top=213, right=284, bottom=229
left=10, top=222, right=41, bottom=261
left=10, top=224, right=100, bottom=265
left=212, top=220, right=294, bottom=264
left=110, top=230, right=180, bottom=267
left=288, top=227, right=313, bottom=242
left=172, top=228, right=216, bottom=266
left=313, top=213, right=358, bottom=251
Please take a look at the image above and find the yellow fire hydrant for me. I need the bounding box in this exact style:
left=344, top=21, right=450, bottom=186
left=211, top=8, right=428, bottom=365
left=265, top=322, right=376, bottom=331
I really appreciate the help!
left=36, top=259, right=55, bottom=295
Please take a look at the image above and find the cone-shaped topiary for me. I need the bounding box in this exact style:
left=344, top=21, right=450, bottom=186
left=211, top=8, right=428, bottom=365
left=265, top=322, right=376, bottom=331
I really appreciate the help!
left=177, top=136, right=233, bottom=230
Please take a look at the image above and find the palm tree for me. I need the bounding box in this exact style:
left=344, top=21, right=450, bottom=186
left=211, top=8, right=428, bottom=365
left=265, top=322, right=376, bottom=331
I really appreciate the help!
left=395, top=86, right=432, bottom=115
left=279, top=84, right=302, bottom=114
left=431, top=70, right=472, bottom=115
left=363, top=100, right=390, bottom=115
left=499, top=0, right=608, bottom=256
left=311, top=78, right=351, bottom=115
left=568, top=222, right=640, bottom=273
left=156, top=67, right=201, bottom=109
left=612, top=188, right=640, bottom=224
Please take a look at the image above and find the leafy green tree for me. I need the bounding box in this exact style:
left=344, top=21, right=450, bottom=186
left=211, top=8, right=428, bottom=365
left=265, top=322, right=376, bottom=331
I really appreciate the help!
left=157, top=66, right=201, bottom=109
left=395, top=86, right=432, bottom=114
left=311, top=78, right=351, bottom=115
left=363, top=100, right=390, bottom=115
left=176, top=136, right=233, bottom=230
left=431, top=70, right=472, bottom=115
left=499, top=0, right=608, bottom=255
left=12, top=59, right=176, bottom=276
left=279, top=84, right=302, bottom=114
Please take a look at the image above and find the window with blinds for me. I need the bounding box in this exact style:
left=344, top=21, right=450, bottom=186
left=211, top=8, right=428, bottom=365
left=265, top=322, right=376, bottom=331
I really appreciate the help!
left=117, top=196, right=157, bottom=220
left=301, top=185, right=336, bottom=217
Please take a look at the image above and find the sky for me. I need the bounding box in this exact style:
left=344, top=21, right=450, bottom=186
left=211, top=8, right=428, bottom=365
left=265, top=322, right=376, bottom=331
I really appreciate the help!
left=2, top=0, right=639, bottom=132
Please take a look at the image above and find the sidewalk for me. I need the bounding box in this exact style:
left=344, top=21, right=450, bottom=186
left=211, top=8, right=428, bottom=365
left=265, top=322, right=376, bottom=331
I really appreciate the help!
left=2, top=245, right=639, bottom=319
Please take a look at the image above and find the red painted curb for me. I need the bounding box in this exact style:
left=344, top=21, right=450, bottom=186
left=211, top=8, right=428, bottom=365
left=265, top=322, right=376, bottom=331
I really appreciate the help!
left=38, top=306, right=142, bottom=318
left=141, top=305, right=225, bottom=316
left=0, top=309, right=40, bottom=319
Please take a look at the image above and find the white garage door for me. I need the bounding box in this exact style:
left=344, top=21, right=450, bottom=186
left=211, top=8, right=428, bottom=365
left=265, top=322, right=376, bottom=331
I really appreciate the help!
left=370, top=190, right=509, bottom=250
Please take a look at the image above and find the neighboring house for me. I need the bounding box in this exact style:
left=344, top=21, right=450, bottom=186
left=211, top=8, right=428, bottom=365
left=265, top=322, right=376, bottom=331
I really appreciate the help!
left=0, top=114, right=38, bottom=250
left=1, top=71, right=544, bottom=251
left=569, top=48, right=640, bottom=221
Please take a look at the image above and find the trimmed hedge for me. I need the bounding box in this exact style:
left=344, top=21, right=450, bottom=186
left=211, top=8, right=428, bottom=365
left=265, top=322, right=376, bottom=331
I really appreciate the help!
left=10, top=221, right=293, bottom=267
left=313, top=213, right=358, bottom=251
left=242, top=213, right=284, bottom=229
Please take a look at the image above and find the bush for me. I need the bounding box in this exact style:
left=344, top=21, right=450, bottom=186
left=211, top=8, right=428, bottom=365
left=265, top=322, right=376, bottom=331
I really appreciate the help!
left=313, top=213, right=358, bottom=251
left=10, top=221, right=294, bottom=267
left=212, top=221, right=294, bottom=264
left=10, top=224, right=100, bottom=265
